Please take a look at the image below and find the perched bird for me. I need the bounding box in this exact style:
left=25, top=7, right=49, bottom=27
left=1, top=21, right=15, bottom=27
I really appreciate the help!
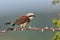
left=5, top=13, right=35, bottom=28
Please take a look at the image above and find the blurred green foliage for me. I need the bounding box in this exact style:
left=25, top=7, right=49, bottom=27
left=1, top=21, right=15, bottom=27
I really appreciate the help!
left=52, top=32, right=60, bottom=40
left=52, top=18, right=60, bottom=27
left=52, top=18, right=57, bottom=24
left=52, top=15, right=60, bottom=40
left=52, top=0, right=60, bottom=5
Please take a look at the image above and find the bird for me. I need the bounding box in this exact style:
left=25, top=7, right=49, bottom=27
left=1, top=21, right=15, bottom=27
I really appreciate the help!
left=5, top=13, right=35, bottom=29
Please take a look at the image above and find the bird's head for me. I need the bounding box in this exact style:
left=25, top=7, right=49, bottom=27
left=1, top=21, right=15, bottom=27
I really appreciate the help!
left=26, top=13, right=35, bottom=20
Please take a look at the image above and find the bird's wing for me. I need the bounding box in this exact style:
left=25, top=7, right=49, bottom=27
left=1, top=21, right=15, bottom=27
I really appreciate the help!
left=15, top=16, right=30, bottom=25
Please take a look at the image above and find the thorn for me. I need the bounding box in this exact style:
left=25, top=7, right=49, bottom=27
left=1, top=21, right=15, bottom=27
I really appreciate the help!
left=41, top=29, right=44, bottom=32
left=52, top=29, right=55, bottom=32
left=45, top=27, right=48, bottom=29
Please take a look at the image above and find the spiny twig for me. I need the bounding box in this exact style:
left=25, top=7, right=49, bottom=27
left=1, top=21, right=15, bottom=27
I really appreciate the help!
left=0, top=26, right=60, bottom=33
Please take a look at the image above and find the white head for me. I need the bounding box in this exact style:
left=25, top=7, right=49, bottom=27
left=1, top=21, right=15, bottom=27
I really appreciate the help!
left=26, top=13, right=35, bottom=20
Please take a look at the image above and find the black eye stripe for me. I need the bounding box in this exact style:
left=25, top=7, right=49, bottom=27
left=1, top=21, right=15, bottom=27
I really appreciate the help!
left=29, top=15, right=35, bottom=17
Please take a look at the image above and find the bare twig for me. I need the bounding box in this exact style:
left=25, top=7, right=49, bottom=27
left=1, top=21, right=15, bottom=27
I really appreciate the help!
left=0, top=26, right=60, bottom=33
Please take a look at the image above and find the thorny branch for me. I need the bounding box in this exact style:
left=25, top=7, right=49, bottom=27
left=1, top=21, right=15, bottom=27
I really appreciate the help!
left=0, top=26, right=60, bottom=33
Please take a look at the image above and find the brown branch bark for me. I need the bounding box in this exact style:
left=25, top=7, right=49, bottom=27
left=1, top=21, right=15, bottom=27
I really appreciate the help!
left=0, top=27, right=60, bottom=33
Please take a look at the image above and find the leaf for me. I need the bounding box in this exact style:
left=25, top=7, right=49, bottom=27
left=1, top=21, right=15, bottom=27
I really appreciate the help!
left=52, top=0, right=60, bottom=5
left=52, top=18, right=57, bottom=23
left=52, top=32, right=60, bottom=40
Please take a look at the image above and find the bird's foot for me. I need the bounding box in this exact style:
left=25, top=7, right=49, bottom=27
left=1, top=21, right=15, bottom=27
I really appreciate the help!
left=20, top=28, right=24, bottom=31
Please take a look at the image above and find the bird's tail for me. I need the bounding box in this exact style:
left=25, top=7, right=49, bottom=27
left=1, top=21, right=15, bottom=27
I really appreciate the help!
left=5, top=22, right=12, bottom=25
left=5, top=22, right=15, bottom=27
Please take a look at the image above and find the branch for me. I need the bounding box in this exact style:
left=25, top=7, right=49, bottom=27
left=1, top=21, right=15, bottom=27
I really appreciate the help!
left=0, top=26, right=60, bottom=33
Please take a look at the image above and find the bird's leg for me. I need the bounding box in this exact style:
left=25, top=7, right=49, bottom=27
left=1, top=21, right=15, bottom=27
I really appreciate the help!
left=20, top=24, right=23, bottom=28
left=19, top=22, right=28, bottom=31
left=19, top=24, right=24, bottom=31
left=21, top=23, right=28, bottom=31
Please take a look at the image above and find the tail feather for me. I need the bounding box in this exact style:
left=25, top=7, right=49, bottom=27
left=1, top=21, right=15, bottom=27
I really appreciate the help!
left=5, top=22, right=15, bottom=27
left=5, top=22, right=11, bottom=25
